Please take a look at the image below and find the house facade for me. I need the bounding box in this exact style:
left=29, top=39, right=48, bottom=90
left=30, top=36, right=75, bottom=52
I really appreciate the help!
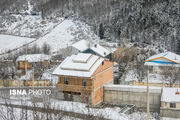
left=53, top=53, right=113, bottom=106
left=160, top=88, right=180, bottom=118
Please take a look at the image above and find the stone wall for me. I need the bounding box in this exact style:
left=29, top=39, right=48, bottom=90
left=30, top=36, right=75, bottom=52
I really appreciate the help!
left=160, top=108, right=180, bottom=118
left=103, top=85, right=162, bottom=112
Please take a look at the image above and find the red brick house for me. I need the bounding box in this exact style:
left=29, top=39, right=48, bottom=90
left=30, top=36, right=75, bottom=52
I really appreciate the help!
left=53, top=53, right=113, bottom=106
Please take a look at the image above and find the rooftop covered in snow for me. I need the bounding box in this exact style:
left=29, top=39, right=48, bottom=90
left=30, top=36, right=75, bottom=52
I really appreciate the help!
left=161, top=88, right=180, bottom=102
left=16, top=54, right=51, bottom=62
left=72, top=40, right=111, bottom=57
left=53, top=53, right=104, bottom=77
left=145, top=51, right=180, bottom=67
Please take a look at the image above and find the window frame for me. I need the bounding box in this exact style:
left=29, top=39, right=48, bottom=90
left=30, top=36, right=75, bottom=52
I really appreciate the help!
left=82, top=79, right=87, bottom=87
left=170, top=102, right=176, bottom=108
left=64, top=78, right=69, bottom=85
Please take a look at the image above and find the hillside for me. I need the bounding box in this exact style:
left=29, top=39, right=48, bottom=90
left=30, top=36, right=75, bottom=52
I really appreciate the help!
left=1, top=0, right=180, bottom=54
left=40, top=0, right=180, bottom=54
left=0, top=19, right=99, bottom=55
left=0, top=35, right=35, bottom=54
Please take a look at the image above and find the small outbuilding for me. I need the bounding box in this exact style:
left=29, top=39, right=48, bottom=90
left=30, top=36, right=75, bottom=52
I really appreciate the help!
left=16, top=54, right=51, bottom=70
left=72, top=40, right=111, bottom=58
left=160, top=88, right=180, bottom=118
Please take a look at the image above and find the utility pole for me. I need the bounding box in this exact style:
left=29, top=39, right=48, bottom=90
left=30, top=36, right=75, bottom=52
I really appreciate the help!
left=32, top=65, right=34, bottom=91
left=25, top=45, right=28, bottom=82
left=147, top=69, right=150, bottom=120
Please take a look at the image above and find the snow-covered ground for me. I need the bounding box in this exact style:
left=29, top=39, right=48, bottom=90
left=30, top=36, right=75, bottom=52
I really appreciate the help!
left=125, top=69, right=171, bottom=84
left=0, top=18, right=100, bottom=55
left=0, top=35, right=35, bottom=54
left=0, top=105, right=81, bottom=120
left=0, top=14, right=64, bottom=38
left=19, top=70, right=33, bottom=80
left=0, top=98, right=159, bottom=120
left=34, top=19, right=99, bottom=54
left=42, top=69, right=58, bottom=86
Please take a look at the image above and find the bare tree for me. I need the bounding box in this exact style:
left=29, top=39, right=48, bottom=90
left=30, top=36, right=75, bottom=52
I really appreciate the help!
left=42, top=42, right=51, bottom=55
left=162, top=65, right=180, bottom=87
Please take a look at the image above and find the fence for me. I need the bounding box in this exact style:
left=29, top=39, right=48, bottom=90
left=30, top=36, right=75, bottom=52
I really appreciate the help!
left=0, top=79, right=51, bottom=87
left=129, top=80, right=180, bottom=88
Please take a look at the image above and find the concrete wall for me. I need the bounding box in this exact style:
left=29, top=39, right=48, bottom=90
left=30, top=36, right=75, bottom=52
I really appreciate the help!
left=160, top=108, right=180, bottom=118
left=103, top=85, right=162, bottom=112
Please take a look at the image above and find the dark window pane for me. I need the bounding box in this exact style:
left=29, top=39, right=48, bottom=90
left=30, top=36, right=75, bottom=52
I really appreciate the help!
left=170, top=103, right=176, bottom=108
left=65, top=78, right=68, bottom=84
left=82, top=79, right=87, bottom=86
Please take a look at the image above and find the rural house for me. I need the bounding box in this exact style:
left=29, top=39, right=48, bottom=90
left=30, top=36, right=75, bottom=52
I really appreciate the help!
left=145, top=51, right=180, bottom=67
left=16, top=54, right=51, bottom=70
left=53, top=53, right=113, bottom=106
left=160, top=88, right=180, bottom=118
left=72, top=40, right=112, bottom=59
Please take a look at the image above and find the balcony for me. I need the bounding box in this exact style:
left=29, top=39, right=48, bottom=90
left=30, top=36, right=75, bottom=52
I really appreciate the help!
left=56, top=84, right=93, bottom=93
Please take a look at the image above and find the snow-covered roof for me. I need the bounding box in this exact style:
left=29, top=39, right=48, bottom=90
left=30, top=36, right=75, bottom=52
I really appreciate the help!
left=161, top=88, right=180, bottom=102
left=72, top=53, right=92, bottom=63
left=72, top=40, right=90, bottom=52
left=16, top=54, right=51, bottom=62
left=90, top=44, right=111, bottom=57
left=72, top=40, right=111, bottom=57
left=53, top=53, right=104, bottom=77
left=145, top=51, right=180, bottom=67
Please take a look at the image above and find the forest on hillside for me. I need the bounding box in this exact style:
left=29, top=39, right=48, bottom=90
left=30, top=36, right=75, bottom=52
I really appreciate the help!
left=1, top=0, right=180, bottom=53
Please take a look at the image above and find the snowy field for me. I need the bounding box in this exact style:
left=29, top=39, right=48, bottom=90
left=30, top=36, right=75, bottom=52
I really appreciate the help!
left=34, top=19, right=99, bottom=54
left=125, top=69, right=171, bottom=84
left=0, top=18, right=100, bottom=55
left=0, top=35, right=35, bottom=54
left=0, top=97, right=160, bottom=120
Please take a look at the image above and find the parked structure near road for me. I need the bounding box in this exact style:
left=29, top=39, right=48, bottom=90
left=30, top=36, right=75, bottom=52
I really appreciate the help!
left=160, top=88, right=180, bottom=118
left=72, top=40, right=112, bottom=59
left=16, top=54, right=51, bottom=70
left=53, top=53, right=113, bottom=106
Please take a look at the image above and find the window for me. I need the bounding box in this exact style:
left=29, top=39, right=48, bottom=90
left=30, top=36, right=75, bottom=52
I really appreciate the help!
left=170, top=103, right=176, bottom=108
left=82, top=79, right=87, bottom=86
left=65, top=78, right=69, bottom=84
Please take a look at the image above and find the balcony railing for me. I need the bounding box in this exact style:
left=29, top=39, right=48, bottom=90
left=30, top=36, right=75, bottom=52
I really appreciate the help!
left=56, top=84, right=93, bottom=93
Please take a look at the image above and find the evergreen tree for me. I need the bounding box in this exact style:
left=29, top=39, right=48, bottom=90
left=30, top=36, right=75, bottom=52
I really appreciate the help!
left=178, top=40, right=180, bottom=54
left=99, top=23, right=104, bottom=39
